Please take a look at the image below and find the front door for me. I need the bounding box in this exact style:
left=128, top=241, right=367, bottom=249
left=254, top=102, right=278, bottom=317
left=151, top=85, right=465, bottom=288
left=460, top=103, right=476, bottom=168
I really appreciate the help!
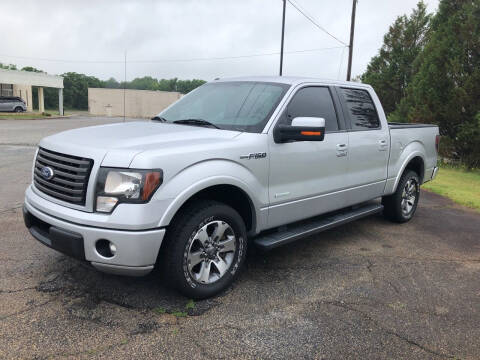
left=0, top=98, right=7, bottom=111
left=267, top=86, right=349, bottom=228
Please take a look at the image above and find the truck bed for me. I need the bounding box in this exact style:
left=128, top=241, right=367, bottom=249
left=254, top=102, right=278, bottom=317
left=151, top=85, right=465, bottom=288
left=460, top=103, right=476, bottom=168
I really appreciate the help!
left=388, top=122, right=438, bottom=129
left=386, top=122, right=439, bottom=194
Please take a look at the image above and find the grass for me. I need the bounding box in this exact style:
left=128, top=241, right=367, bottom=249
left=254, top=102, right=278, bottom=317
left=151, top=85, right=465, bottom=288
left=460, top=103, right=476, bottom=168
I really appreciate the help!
left=0, top=108, right=84, bottom=119
left=171, top=311, right=188, bottom=318
left=0, top=112, right=53, bottom=119
left=185, top=299, right=195, bottom=310
left=153, top=300, right=195, bottom=318
left=423, top=166, right=480, bottom=211
left=153, top=306, right=166, bottom=314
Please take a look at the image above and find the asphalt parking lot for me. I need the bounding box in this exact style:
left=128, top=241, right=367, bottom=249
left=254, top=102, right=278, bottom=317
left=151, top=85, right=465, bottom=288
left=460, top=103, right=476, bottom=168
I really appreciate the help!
left=1, top=116, right=479, bottom=359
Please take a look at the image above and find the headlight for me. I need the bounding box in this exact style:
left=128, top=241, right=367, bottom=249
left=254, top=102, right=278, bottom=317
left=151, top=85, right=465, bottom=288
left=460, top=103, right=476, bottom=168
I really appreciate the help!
left=95, top=168, right=163, bottom=213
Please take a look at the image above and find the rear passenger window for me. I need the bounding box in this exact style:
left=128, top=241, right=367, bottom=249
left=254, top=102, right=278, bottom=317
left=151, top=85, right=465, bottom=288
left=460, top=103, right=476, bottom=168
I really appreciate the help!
left=340, top=88, right=380, bottom=130
left=284, top=87, right=339, bottom=132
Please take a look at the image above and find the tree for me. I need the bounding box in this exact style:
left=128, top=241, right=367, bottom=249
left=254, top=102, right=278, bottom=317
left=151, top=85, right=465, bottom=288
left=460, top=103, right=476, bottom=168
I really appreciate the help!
left=104, top=77, right=120, bottom=89
left=360, top=2, right=431, bottom=116
left=61, top=72, right=105, bottom=110
left=396, top=0, right=480, bottom=167
left=127, top=76, right=159, bottom=90
left=0, top=63, right=17, bottom=70
left=156, top=78, right=206, bottom=93
left=113, top=77, right=205, bottom=93
left=176, top=79, right=206, bottom=94
left=21, top=66, right=44, bottom=73
left=158, top=77, right=178, bottom=92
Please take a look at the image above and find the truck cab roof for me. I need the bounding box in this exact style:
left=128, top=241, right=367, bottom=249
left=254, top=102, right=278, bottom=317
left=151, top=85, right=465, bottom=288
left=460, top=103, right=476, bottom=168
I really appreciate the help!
left=213, top=75, right=373, bottom=89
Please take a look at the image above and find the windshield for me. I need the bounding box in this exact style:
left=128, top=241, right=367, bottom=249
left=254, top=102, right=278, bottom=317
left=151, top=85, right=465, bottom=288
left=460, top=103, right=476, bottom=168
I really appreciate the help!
left=158, top=81, right=290, bottom=132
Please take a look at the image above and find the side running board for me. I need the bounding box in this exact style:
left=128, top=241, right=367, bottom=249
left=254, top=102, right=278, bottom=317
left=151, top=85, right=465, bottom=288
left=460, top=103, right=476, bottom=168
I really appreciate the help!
left=254, top=203, right=384, bottom=250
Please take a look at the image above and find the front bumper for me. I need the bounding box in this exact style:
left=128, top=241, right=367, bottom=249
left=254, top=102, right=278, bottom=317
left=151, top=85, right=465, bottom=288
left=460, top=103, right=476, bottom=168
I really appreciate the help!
left=23, top=200, right=165, bottom=276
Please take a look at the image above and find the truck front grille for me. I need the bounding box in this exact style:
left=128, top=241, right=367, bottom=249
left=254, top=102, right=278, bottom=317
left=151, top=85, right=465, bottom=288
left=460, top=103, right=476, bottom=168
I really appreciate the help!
left=33, top=147, right=93, bottom=206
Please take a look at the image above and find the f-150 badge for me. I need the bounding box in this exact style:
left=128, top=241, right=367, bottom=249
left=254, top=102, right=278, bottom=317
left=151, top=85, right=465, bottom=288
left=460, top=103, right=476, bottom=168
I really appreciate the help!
left=240, top=152, right=267, bottom=160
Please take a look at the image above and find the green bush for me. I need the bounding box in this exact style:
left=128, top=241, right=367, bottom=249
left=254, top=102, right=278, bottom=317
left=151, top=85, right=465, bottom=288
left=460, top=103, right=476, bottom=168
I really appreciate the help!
left=456, top=113, right=480, bottom=169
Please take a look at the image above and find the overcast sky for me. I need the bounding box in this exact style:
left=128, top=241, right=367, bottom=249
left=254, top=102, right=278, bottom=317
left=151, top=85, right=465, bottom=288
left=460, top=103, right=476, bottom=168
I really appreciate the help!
left=1, top=0, right=439, bottom=82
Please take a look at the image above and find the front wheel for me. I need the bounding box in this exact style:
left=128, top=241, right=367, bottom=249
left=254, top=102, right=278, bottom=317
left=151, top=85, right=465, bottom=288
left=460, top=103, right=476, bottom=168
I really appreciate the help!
left=162, top=200, right=247, bottom=299
left=382, top=170, right=420, bottom=223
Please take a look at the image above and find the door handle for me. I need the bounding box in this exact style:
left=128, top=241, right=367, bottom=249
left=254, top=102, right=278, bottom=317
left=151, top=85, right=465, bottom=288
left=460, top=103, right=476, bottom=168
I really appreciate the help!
left=336, top=143, right=348, bottom=157
left=378, top=139, right=388, bottom=151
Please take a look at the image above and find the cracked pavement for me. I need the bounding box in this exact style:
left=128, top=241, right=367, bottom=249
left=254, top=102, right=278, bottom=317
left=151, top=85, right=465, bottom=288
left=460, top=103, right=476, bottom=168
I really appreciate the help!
left=1, top=116, right=479, bottom=359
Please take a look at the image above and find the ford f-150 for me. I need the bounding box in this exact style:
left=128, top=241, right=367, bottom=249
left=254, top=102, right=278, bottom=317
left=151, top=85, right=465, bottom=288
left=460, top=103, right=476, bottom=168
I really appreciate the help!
left=23, top=76, right=440, bottom=298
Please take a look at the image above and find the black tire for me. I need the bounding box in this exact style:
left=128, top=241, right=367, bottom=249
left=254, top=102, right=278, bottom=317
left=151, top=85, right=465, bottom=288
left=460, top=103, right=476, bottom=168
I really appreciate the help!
left=14, top=107, right=23, bottom=113
left=161, top=200, right=247, bottom=299
left=382, top=170, right=420, bottom=223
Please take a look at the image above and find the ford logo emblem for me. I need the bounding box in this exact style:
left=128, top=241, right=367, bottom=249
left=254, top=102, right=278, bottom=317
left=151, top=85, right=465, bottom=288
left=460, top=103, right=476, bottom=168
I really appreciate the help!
left=40, top=166, right=55, bottom=180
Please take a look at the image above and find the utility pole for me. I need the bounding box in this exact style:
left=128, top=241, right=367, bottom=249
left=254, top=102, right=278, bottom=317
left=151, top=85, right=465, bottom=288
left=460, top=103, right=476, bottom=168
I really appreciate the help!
left=346, top=0, right=357, bottom=81
left=279, top=0, right=286, bottom=76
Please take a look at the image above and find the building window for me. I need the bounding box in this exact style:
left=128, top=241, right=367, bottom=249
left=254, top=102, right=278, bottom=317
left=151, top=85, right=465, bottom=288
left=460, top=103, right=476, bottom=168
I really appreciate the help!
left=0, top=84, right=14, bottom=97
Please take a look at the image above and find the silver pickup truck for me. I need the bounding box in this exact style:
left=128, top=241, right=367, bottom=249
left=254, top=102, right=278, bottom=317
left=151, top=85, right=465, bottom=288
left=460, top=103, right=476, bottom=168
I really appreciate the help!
left=23, top=76, right=439, bottom=298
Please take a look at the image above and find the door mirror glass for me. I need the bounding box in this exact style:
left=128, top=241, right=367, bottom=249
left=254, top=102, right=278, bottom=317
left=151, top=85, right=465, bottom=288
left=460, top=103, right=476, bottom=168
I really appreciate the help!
left=274, top=117, right=326, bottom=143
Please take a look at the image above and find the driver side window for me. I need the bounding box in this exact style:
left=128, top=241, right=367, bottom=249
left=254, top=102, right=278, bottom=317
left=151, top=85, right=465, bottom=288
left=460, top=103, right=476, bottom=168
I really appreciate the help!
left=280, top=86, right=339, bottom=132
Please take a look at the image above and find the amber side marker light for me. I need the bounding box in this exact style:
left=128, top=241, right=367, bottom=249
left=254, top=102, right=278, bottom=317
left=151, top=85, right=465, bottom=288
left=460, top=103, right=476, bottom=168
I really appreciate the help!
left=301, top=131, right=322, bottom=136
left=142, top=172, right=162, bottom=201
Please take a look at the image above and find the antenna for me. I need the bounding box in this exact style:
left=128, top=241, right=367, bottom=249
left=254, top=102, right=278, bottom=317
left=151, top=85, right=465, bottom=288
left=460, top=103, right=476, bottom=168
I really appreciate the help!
left=279, top=0, right=286, bottom=76
left=123, top=50, right=127, bottom=122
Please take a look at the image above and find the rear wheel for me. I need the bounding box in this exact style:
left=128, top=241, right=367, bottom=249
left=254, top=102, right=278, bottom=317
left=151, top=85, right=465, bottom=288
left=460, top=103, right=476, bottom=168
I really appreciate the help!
left=382, top=170, right=420, bottom=223
left=14, top=106, right=23, bottom=113
left=162, top=200, right=247, bottom=299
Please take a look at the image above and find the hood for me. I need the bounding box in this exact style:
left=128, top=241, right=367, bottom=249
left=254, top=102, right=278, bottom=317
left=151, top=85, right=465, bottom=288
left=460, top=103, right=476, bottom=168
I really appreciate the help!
left=39, top=121, right=240, bottom=167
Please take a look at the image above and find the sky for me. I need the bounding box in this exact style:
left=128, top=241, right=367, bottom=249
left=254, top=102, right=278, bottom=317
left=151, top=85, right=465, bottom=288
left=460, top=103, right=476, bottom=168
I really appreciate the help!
left=1, top=0, right=439, bottom=82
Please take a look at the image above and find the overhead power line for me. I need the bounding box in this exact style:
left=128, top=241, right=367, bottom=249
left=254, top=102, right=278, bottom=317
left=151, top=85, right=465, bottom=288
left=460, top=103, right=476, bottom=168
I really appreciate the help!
left=0, top=46, right=346, bottom=65
left=286, top=0, right=348, bottom=47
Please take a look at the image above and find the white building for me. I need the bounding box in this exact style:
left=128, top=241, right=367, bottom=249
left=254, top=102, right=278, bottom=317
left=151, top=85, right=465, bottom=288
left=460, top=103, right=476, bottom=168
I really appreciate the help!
left=88, top=88, right=182, bottom=118
left=0, top=68, right=64, bottom=114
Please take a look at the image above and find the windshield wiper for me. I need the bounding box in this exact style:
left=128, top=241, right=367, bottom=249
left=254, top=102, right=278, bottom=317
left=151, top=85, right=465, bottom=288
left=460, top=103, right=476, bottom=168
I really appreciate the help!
left=151, top=116, right=168, bottom=122
left=173, top=119, right=220, bottom=129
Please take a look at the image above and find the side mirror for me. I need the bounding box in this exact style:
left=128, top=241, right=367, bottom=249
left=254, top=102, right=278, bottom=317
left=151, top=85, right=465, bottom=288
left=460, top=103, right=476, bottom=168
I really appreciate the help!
left=274, top=117, right=326, bottom=143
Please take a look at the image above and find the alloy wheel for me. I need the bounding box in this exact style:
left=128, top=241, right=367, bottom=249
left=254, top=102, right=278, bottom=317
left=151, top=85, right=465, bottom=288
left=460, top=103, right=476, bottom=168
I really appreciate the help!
left=401, top=178, right=418, bottom=216
left=186, top=220, right=236, bottom=284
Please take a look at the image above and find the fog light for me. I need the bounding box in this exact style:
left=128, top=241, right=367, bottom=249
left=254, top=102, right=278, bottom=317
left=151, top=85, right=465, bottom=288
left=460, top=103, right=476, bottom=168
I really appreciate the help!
left=109, top=242, right=117, bottom=255
left=95, top=239, right=116, bottom=258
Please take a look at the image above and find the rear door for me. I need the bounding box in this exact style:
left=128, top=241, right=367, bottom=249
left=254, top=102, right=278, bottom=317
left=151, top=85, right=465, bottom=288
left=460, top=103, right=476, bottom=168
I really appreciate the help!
left=267, top=85, right=349, bottom=228
left=336, top=87, right=389, bottom=205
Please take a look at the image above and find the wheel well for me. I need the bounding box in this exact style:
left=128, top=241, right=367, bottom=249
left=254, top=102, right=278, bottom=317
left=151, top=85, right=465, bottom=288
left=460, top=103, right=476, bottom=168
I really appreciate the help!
left=404, top=156, right=425, bottom=183
left=173, top=185, right=255, bottom=233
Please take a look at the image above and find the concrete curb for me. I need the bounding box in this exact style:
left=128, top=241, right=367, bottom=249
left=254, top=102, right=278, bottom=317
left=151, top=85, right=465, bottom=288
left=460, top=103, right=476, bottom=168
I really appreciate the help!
left=0, top=114, right=77, bottom=121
